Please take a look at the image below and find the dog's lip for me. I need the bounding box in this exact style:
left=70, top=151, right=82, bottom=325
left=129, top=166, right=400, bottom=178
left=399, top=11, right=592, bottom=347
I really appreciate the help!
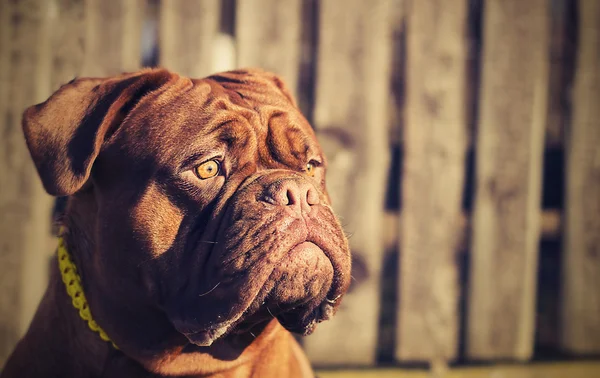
left=172, top=315, right=240, bottom=347
left=271, top=239, right=339, bottom=336
left=276, top=300, right=337, bottom=335
left=288, top=241, right=322, bottom=261
left=180, top=326, right=231, bottom=347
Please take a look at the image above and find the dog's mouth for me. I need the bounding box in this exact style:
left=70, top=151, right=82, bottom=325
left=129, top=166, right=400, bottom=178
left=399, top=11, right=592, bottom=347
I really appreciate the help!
left=175, top=239, right=340, bottom=347
left=231, top=297, right=338, bottom=338
left=232, top=241, right=338, bottom=335
left=181, top=301, right=338, bottom=349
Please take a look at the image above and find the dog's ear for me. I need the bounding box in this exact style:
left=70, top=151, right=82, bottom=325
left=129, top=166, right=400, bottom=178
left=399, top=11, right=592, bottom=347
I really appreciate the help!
left=22, top=69, right=175, bottom=196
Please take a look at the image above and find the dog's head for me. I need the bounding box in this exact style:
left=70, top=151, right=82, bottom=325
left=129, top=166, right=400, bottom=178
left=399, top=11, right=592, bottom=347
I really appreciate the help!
left=23, top=69, right=351, bottom=364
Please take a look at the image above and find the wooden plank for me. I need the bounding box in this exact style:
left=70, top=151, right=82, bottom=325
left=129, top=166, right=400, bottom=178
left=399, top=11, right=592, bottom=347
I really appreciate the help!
left=295, top=0, right=317, bottom=117
left=159, top=0, right=220, bottom=78
left=560, top=0, right=600, bottom=354
left=0, top=0, right=16, bottom=365
left=388, top=0, right=405, bottom=145
left=50, top=0, right=86, bottom=90
left=467, top=0, right=549, bottom=360
left=235, top=0, right=302, bottom=96
left=82, top=0, right=145, bottom=76
left=317, top=361, right=600, bottom=378
left=544, top=0, right=572, bottom=147
left=0, top=0, right=56, bottom=365
left=303, top=0, right=392, bottom=366
left=396, top=0, right=468, bottom=362
left=211, top=0, right=236, bottom=73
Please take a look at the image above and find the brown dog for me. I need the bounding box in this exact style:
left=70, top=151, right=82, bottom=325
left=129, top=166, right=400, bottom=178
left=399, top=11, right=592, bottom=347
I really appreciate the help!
left=1, top=69, right=351, bottom=377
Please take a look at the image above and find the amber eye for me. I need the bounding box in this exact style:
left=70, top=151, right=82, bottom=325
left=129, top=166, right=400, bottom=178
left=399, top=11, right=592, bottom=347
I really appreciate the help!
left=305, top=162, right=316, bottom=177
left=195, top=160, right=220, bottom=179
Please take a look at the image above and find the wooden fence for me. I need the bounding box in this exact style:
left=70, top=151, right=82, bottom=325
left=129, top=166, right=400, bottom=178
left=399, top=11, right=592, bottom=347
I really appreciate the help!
left=1, top=0, right=599, bottom=370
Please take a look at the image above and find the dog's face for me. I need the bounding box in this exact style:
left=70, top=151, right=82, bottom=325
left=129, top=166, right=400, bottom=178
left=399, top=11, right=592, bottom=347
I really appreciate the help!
left=23, top=69, right=351, bottom=356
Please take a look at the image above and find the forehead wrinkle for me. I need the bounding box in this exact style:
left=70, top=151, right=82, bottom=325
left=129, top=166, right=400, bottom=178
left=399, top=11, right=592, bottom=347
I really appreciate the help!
left=164, top=75, right=316, bottom=170
left=203, top=79, right=263, bottom=124
left=161, top=86, right=257, bottom=162
left=171, top=118, right=258, bottom=171
left=206, top=70, right=292, bottom=106
left=218, top=121, right=256, bottom=150
left=260, top=110, right=316, bottom=169
left=205, top=74, right=294, bottom=132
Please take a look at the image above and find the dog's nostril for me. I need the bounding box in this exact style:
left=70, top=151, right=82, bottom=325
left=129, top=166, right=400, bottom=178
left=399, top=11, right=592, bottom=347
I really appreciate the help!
left=306, top=187, right=319, bottom=206
left=283, top=184, right=318, bottom=208
left=285, top=188, right=295, bottom=206
left=260, top=180, right=320, bottom=208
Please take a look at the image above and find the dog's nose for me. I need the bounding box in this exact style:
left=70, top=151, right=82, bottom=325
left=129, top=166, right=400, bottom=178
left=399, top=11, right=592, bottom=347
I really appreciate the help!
left=260, top=179, right=320, bottom=211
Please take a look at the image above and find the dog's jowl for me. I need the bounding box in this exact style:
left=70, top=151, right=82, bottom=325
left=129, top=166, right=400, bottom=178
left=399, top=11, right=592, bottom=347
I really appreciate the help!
left=1, top=69, right=351, bottom=378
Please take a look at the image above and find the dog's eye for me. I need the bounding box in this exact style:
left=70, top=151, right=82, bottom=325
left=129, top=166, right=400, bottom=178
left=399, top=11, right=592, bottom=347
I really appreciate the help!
left=305, top=162, right=316, bottom=177
left=195, top=160, right=220, bottom=179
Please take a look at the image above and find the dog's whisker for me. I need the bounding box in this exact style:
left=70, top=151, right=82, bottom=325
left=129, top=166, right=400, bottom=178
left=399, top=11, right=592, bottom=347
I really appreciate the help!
left=249, top=331, right=256, bottom=339
left=266, top=306, right=276, bottom=319
left=325, top=294, right=342, bottom=304
left=200, top=240, right=218, bottom=244
left=198, top=282, right=221, bottom=297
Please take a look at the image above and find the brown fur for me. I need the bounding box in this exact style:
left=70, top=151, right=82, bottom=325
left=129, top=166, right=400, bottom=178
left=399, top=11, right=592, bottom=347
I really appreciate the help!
left=1, top=69, right=351, bottom=377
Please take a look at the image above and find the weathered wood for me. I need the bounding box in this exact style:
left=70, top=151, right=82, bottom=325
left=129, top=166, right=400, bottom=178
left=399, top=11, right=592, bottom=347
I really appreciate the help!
left=0, top=0, right=56, bottom=365
left=545, top=0, right=572, bottom=147
left=318, top=361, right=600, bottom=378
left=82, top=0, right=145, bottom=76
left=384, top=211, right=562, bottom=254
left=0, top=0, right=10, bottom=135
left=159, top=0, right=220, bottom=78
left=50, top=0, right=86, bottom=90
left=467, top=0, right=549, bottom=360
left=295, top=0, right=317, bottom=117
left=388, top=0, right=405, bottom=145
left=0, top=0, right=16, bottom=365
left=397, top=0, right=469, bottom=362
left=235, top=0, right=302, bottom=96
left=560, top=0, right=600, bottom=354
left=303, top=0, right=392, bottom=365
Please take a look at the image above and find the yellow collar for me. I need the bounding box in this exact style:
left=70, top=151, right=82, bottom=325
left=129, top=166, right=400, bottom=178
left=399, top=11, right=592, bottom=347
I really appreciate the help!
left=57, top=236, right=118, bottom=349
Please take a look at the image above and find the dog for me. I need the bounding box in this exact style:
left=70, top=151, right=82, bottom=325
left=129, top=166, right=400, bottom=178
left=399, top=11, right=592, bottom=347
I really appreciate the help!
left=1, top=69, right=351, bottom=377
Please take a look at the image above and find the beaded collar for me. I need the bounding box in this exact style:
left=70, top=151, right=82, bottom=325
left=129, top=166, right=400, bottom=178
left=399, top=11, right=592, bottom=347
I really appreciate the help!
left=57, top=236, right=118, bottom=349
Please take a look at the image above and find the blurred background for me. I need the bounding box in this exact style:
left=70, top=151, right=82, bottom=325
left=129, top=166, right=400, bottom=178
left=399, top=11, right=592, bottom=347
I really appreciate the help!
left=1, top=0, right=599, bottom=376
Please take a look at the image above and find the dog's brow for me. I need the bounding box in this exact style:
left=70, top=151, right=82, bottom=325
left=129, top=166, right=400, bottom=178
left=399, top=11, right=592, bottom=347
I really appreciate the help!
left=205, top=119, right=237, bottom=135
left=180, top=150, right=221, bottom=170
left=217, top=121, right=254, bottom=148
